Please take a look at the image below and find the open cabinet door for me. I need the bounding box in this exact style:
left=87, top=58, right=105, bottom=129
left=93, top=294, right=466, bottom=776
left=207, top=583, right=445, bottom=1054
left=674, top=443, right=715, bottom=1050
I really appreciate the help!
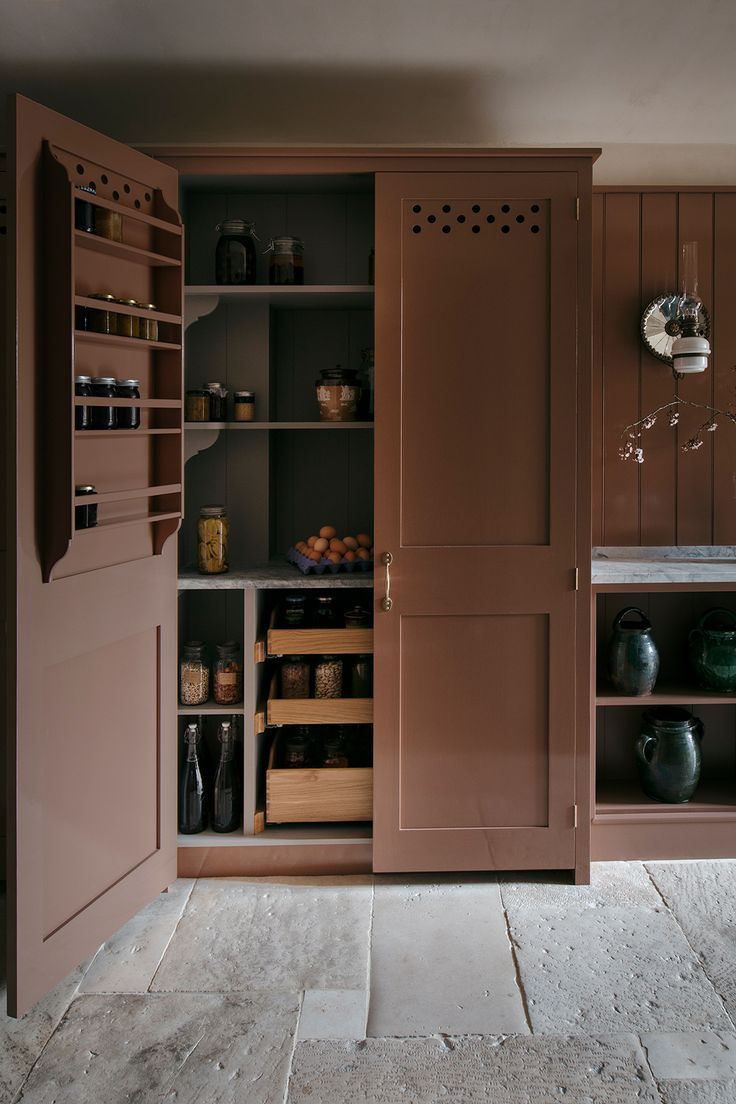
left=372, top=166, right=591, bottom=874
left=5, top=95, right=183, bottom=1015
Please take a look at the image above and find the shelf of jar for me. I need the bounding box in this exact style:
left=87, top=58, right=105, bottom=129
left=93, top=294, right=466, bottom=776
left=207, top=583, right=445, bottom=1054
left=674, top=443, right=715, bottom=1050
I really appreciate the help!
left=177, top=823, right=372, bottom=848
left=74, top=229, right=182, bottom=267
left=178, top=562, right=374, bottom=590
left=75, top=428, right=181, bottom=438
left=75, top=396, right=181, bottom=408
left=595, top=780, right=736, bottom=822
left=596, top=684, right=736, bottom=706
left=75, top=295, right=182, bottom=326
left=74, top=330, right=182, bottom=352
left=75, top=509, right=180, bottom=534
left=80, top=191, right=183, bottom=236
left=177, top=703, right=245, bottom=715
left=185, top=421, right=374, bottom=430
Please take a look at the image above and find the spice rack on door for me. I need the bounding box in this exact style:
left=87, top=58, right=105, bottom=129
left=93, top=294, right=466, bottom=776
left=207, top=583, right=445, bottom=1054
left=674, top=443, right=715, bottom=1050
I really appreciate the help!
left=42, top=140, right=184, bottom=581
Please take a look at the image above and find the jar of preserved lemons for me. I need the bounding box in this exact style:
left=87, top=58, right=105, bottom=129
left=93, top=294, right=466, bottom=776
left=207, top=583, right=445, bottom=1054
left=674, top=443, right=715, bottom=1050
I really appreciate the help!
left=197, top=504, right=229, bottom=574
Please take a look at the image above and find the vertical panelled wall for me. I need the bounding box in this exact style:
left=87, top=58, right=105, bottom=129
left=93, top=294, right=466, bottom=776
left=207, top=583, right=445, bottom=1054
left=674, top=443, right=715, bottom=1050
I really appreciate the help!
left=593, top=189, right=736, bottom=546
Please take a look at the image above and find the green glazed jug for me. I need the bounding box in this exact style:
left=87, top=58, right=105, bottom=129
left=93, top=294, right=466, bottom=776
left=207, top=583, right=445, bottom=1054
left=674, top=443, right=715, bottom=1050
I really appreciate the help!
left=689, top=607, right=736, bottom=692
left=636, top=707, right=703, bottom=804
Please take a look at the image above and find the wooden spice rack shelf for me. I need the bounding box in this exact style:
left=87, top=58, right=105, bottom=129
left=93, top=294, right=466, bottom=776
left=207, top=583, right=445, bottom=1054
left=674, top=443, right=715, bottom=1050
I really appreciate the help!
left=74, top=509, right=181, bottom=534
left=75, top=397, right=181, bottom=408
left=74, top=229, right=182, bottom=267
left=73, top=484, right=181, bottom=506
left=266, top=734, right=373, bottom=824
left=74, top=295, right=182, bottom=326
left=82, top=191, right=183, bottom=236
left=76, top=428, right=182, bottom=438
left=74, top=329, right=182, bottom=352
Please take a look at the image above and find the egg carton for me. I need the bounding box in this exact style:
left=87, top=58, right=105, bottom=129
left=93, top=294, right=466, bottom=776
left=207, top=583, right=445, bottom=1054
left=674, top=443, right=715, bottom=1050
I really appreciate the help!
left=286, top=546, right=374, bottom=575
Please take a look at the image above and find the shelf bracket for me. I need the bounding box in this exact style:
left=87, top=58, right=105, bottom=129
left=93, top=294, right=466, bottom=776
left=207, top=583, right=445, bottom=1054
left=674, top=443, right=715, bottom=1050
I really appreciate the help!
left=184, top=293, right=220, bottom=330
left=184, top=426, right=221, bottom=464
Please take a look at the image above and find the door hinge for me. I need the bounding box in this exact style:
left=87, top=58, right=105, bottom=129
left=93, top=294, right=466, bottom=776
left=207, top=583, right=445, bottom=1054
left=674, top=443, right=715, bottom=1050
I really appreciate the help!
left=573, top=567, right=579, bottom=591
left=575, top=197, right=580, bottom=221
left=573, top=804, right=578, bottom=828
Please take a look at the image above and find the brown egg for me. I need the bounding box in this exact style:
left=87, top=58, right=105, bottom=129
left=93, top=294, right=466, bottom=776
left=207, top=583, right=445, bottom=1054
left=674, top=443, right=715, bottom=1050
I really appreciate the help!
left=356, top=547, right=370, bottom=560
left=307, top=535, right=318, bottom=548
left=295, top=541, right=307, bottom=553
left=357, top=533, right=372, bottom=548
left=327, top=550, right=342, bottom=564
left=314, top=537, right=329, bottom=553
left=319, top=525, right=337, bottom=539
left=329, top=538, right=347, bottom=554
left=344, top=550, right=357, bottom=563
left=308, top=549, right=322, bottom=562
left=343, top=536, right=358, bottom=551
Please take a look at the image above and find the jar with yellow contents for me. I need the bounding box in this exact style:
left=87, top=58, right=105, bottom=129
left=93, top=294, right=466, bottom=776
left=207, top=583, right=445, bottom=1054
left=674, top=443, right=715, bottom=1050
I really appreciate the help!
left=197, top=504, right=230, bottom=574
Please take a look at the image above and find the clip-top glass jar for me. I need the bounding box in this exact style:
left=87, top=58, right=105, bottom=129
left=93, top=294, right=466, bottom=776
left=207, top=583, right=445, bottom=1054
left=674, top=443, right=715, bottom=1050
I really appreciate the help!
left=213, top=642, right=243, bottom=705
left=215, top=219, right=257, bottom=285
left=204, top=382, right=228, bottom=422
left=266, top=236, right=304, bottom=285
left=197, top=504, right=229, bottom=574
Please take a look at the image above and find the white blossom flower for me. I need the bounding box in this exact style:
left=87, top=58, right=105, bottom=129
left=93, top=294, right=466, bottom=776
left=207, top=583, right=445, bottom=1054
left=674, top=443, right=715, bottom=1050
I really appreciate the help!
left=707, top=421, right=718, bottom=432
left=669, top=411, right=680, bottom=426
left=634, top=448, right=644, bottom=463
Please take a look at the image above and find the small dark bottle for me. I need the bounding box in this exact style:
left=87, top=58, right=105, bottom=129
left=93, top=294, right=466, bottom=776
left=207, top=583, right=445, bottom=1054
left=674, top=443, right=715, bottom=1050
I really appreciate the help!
left=179, top=723, right=207, bottom=834
left=211, top=720, right=241, bottom=832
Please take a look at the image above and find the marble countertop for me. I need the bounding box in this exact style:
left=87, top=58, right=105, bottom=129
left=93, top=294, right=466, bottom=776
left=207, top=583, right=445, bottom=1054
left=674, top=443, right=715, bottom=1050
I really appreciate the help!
left=178, top=561, right=374, bottom=590
left=593, top=547, right=736, bottom=584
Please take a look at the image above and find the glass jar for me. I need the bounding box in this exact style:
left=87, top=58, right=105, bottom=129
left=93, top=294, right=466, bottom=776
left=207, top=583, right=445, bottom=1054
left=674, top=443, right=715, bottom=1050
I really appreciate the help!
left=180, top=641, right=210, bottom=705
left=90, top=376, right=117, bottom=430
left=281, top=655, right=310, bottom=699
left=233, top=391, right=255, bottom=421
left=115, top=379, right=140, bottom=429
left=322, top=728, right=350, bottom=768
left=314, top=655, right=343, bottom=699
left=114, top=299, right=139, bottom=338
left=75, top=375, right=92, bottom=430
left=197, top=504, right=229, bottom=574
left=75, top=484, right=97, bottom=529
left=75, top=184, right=96, bottom=233
left=205, top=382, right=228, bottom=422
left=351, top=654, right=373, bottom=697
left=344, top=606, right=371, bottom=629
left=186, top=389, right=211, bottom=422
left=138, top=304, right=158, bottom=341
left=316, top=595, right=340, bottom=628
left=95, top=207, right=123, bottom=242
left=88, top=292, right=117, bottom=335
left=316, top=365, right=360, bottom=422
left=215, top=219, right=257, bottom=285
left=213, top=642, right=243, bottom=704
left=266, top=236, right=304, bottom=286
left=282, top=593, right=308, bottom=628
left=283, top=727, right=312, bottom=769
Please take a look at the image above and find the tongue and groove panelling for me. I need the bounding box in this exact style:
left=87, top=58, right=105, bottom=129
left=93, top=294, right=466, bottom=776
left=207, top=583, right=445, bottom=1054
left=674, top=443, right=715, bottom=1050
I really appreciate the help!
left=593, top=188, right=736, bottom=546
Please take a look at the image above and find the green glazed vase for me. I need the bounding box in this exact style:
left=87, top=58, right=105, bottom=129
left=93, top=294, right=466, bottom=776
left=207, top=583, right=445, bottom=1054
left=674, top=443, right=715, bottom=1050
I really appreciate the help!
left=607, top=607, right=660, bottom=695
left=689, top=607, right=736, bottom=692
left=635, top=707, right=703, bottom=804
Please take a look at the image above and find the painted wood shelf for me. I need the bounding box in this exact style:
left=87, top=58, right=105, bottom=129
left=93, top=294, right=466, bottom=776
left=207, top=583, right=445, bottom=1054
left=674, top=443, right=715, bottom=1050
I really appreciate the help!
left=75, top=295, right=182, bottom=325
left=76, top=428, right=181, bottom=438
left=75, top=509, right=180, bottom=534
left=185, top=421, right=374, bottom=430
left=82, top=190, right=183, bottom=236
left=74, top=229, right=181, bottom=267
left=75, top=396, right=181, bottom=408
left=595, top=781, right=736, bottom=822
left=73, top=483, right=181, bottom=506
left=596, top=685, right=736, bottom=706
left=74, top=330, right=182, bottom=351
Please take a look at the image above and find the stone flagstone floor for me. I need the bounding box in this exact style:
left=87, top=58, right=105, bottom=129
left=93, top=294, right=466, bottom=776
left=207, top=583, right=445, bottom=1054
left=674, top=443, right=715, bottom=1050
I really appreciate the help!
left=2, top=861, right=736, bottom=1102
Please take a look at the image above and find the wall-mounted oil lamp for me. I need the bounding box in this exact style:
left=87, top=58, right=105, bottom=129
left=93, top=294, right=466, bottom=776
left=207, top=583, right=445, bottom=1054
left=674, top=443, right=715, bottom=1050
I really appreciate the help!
left=641, top=241, right=711, bottom=376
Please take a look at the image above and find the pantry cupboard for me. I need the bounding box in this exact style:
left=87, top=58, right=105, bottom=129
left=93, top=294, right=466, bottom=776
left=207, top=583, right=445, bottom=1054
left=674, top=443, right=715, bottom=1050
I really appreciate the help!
left=3, top=94, right=596, bottom=1015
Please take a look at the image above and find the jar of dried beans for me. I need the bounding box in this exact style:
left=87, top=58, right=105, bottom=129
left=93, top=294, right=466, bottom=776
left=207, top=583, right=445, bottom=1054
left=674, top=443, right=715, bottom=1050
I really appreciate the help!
left=314, top=655, right=343, bottom=698
left=213, top=641, right=243, bottom=704
left=180, top=641, right=210, bottom=705
left=281, top=655, right=310, bottom=699
left=197, top=504, right=229, bottom=574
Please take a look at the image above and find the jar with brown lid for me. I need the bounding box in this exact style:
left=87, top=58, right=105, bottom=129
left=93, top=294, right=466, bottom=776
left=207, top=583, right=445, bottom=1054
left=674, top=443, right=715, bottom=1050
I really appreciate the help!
left=197, top=504, right=229, bottom=574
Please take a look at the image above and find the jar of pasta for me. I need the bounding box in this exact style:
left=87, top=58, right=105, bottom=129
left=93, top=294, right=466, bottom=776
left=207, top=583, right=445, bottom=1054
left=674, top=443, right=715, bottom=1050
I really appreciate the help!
left=197, top=504, right=229, bottom=574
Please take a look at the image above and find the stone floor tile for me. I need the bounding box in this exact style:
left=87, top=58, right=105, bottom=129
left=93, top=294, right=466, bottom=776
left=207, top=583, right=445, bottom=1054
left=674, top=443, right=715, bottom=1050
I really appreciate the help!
left=367, top=877, right=528, bottom=1037
left=646, top=861, right=736, bottom=1023
left=501, top=861, right=661, bottom=911
left=297, top=989, right=368, bottom=1040
left=504, top=901, right=731, bottom=1034
left=151, top=876, right=372, bottom=992
left=287, top=1033, right=661, bottom=1103
left=15, top=992, right=299, bottom=1104
left=79, top=879, right=194, bottom=994
left=642, top=1031, right=736, bottom=1080
left=659, top=1081, right=736, bottom=1104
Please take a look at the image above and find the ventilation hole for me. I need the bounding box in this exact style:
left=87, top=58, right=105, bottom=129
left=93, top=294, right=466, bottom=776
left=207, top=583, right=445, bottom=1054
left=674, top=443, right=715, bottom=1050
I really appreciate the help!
left=123, top=183, right=131, bottom=194
left=472, top=204, right=481, bottom=213
left=76, top=164, right=84, bottom=175
left=486, top=214, right=495, bottom=223
left=412, top=225, right=421, bottom=234
left=144, top=192, right=151, bottom=202
left=501, top=225, right=510, bottom=233
left=531, top=224, right=540, bottom=234
left=516, top=214, right=525, bottom=223
left=501, top=204, right=511, bottom=213
left=101, top=174, right=108, bottom=185
left=457, top=214, right=466, bottom=223
left=442, top=204, right=451, bottom=213
left=412, top=204, right=422, bottom=213
left=471, top=225, right=480, bottom=234
left=427, top=214, right=437, bottom=223
left=134, top=198, right=141, bottom=209
left=112, top=190, right=120, bottom=200
left=531, top=204, right=540, bottom=213
left=442, top=225, right=451, bottom=233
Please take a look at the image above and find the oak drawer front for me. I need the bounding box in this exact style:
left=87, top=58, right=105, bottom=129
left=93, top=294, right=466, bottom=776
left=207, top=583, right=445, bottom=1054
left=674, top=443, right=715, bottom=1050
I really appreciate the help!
left=267, top=697, right=373, bottom=725
left=267, top=626, right=373, bottom=656
left=267, top=766, right=373, bottom=823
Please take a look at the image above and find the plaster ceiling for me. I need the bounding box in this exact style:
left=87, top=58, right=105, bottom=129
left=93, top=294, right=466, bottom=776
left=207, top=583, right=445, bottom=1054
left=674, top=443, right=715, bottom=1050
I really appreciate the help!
left=2, top=0, right=735, bottom=181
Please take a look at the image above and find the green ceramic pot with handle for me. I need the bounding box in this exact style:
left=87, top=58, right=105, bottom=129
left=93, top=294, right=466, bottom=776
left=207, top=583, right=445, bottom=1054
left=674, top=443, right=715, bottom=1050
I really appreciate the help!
left=636, top=707, right=703, bottom=804
left=689, top=607, right=736, bottom=692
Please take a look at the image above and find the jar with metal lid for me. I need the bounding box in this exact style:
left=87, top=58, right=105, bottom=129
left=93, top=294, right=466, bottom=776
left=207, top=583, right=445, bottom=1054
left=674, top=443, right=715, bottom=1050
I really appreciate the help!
left=344, top=605, right=371, bottom=629
left=316, top=595, right=340, bottom=628
left=265, top=236, right=304, bottom=286
left=197, top=504, right=229, bottom=574
left=351, top=654, right=373, bottom=697
left=75, top=484, right=98, bottom=530
left=90, top=376, right=117, bottom=430
left=215, top=219, right=257, bottom=285
left=115, top=379, right=140, bottom=429
left=213, top=642, right=243, bottom=705
left=282, top=593, right=308, bottom=628
left=186, top=389, right=211, bottom=422
left=180, top=641, right=210, bottom=706
left=283, top=727, right=312, bottom=769
left=322, top=728, right=350, bottom=768
left=281, top=655, right=310, bottom=699
left=138, top=304, right=158, bottom=342
left=314, top=655, right=343, bottom=699
left=87, top=293, right=117, bottom=335
left=75, top=375, right=92, bottom=430
left=205, top=382, right=228, bottom=422
left=95, top=206, right=122, bottom=242
left=114, top=299, right=140, bottom=339
left=75, top=183, right=96, bottom=234
left=233, top=391, right=255, bottom=421
left=316, top=365, right=360, bottom=422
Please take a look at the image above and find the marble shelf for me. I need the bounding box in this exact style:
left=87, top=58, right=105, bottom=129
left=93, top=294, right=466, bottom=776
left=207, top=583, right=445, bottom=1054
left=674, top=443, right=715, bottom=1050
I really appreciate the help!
left=178, top=561, right=374, bottom=590
left=593, top=547, right=736, bottom=585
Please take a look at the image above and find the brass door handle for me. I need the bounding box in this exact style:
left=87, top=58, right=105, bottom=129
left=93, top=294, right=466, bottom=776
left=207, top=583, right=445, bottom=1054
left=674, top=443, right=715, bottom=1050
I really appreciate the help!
left=381, top=552, right=393, bottom=611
